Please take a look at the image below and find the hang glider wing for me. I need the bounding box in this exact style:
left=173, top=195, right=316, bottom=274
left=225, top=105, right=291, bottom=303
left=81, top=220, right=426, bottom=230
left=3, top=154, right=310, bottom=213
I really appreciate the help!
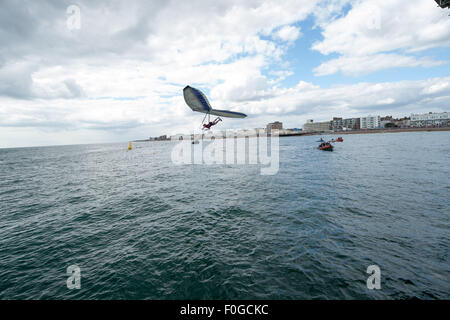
left=183, top=85, right=212, bottom=113
left=435, top=0, right=450, bottom=9
left=208, top=109, right=247, bottom=118
left=183, top=86, right=247, bottom=118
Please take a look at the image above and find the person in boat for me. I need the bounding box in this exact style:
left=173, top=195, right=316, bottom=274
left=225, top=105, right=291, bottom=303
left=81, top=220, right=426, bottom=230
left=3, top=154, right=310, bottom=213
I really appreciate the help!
left=319, top=142, right=332, bottom=149
left=202, top=117, right=222, bottom=130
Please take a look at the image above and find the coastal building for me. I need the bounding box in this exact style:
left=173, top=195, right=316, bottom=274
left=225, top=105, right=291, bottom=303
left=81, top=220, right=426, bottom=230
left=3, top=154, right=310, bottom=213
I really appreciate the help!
left=410, top=112, right=449, bottom=127
left=215, top=130, right=227, bottom=138
left=393, top=117, right=411, bottom=128
left=253, top=128, right=266, bottom=136
left=303, top=119, right=332, bottom=132
left=380, top=116, right=393, bottom=128
left=170, top=134, right=184, bottom=140
left=360, top=115, right=380, bottom=129
left=239, top=128, right=276, bottom=137
left=236, top=129, right=257, bottom=137
left=266, top=121, right=283, bottom=132
left=343, top=118, right=360, bottom=130
left=149, top=135, right=169, bottom=141
left=331, top=117, right=343, bottom=131
left=276, top=129, right=297, bottom=135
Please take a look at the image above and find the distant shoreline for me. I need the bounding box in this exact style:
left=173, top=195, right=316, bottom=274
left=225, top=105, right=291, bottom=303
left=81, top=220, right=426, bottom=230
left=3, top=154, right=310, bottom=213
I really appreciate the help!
left=138, top=126, right=450, bottom=142
left=294, top=126, right=450, bottom=137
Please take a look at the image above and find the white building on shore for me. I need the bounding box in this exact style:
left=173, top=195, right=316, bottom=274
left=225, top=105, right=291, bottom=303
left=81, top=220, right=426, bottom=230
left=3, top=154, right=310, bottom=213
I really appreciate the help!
left=303, top=119, right=332, bottom=132
left=360, top=115, right=380, bottom=129
left=410, top=112, right=449, bottom=127
left=170, top=134, right=185, bottom=140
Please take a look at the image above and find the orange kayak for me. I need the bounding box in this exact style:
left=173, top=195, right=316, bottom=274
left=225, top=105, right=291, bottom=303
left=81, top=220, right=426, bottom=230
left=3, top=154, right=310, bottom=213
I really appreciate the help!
left=318, top=142, right=334, bottom=151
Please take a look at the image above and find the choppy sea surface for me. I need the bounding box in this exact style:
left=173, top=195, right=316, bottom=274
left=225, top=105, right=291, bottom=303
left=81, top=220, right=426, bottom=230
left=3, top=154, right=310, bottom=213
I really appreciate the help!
left=0, top=131, right=449, bottom=299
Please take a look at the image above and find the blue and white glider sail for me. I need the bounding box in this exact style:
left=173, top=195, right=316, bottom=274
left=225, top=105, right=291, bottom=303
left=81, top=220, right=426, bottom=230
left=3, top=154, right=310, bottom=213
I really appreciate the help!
left=183, top=86, right=247, bottom=118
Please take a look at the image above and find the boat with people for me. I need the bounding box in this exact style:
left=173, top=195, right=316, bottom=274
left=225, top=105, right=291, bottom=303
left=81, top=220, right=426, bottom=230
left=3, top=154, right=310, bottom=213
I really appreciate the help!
left=318, top=142, right=334, bottom=151
left=336, top=137, right=343, bottom=142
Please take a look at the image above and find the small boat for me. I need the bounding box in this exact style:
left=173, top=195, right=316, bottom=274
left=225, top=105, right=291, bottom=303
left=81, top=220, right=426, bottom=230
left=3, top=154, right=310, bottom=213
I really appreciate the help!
left=318, top=142, right=334, bottom=151
left=336, top=137, right=343, bottom=142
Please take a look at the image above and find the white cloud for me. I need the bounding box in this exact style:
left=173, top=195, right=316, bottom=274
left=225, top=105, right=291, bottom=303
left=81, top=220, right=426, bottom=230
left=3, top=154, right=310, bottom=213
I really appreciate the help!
left=273, top=25, right=302, bottom=42
left=0, top=62, right=35, bottom=99
left=377, top=98, right=395, bottom=105
left=421, top=81, right=450, bottom=95
left=313, top=0, right=450, bottom=56
left=313, top=53, right=445, bottom=76
left=313, top=0, right=450, bottom=75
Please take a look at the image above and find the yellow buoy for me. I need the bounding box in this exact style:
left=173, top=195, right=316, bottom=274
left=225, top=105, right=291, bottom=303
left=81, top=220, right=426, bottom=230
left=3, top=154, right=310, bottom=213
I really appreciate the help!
left=128, top=141, right=132, bottom=150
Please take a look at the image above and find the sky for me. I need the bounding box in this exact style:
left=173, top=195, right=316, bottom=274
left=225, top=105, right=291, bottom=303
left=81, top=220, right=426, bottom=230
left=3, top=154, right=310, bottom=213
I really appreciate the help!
left=0, top=0, right=449, bottom=148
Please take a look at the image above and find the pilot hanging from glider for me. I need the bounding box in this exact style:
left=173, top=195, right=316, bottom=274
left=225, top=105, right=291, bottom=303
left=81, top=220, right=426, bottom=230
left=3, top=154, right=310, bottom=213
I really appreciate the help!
left=202, top=116, right=222, bottom=130
left=183, top=85, right=246, bottom=130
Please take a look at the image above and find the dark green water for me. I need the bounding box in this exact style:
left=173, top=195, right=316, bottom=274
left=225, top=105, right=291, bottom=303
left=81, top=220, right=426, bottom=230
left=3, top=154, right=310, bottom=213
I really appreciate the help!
left=0, top=131, right=449, bottom=299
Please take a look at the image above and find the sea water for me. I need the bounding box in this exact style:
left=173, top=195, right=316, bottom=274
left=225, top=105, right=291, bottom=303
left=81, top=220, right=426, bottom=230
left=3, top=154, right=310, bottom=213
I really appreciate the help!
left=0, top=131, right=448, bottom=299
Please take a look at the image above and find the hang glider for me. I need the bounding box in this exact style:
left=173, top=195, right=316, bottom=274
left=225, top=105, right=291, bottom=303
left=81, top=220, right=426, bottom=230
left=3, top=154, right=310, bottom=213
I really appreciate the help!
left=183, top=85, right=247, bottom=130
left=435, top=0, right=450, bottom=9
